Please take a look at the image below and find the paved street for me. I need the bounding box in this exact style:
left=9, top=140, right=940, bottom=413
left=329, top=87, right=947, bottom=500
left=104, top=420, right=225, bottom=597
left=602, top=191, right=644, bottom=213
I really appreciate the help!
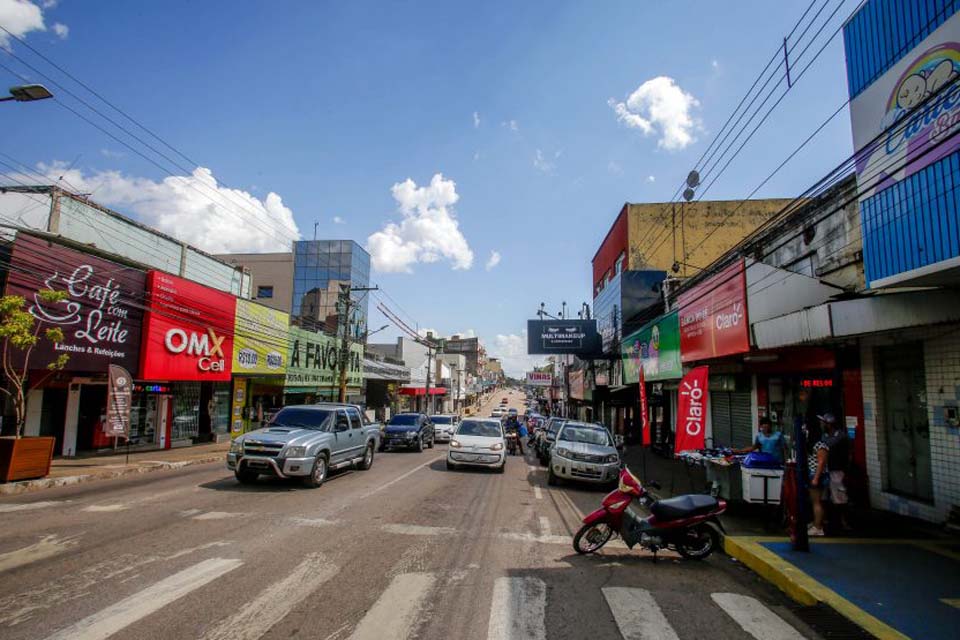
left=0, top=391, right=819, bottom=640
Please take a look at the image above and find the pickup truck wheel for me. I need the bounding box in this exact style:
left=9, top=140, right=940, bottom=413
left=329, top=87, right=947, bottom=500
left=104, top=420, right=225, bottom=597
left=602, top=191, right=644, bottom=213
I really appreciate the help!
left=302, top=454, right=328, bottom=488
left=235, top=469, right=259, bottom=484
left=359, top=443, right=375, bottom=470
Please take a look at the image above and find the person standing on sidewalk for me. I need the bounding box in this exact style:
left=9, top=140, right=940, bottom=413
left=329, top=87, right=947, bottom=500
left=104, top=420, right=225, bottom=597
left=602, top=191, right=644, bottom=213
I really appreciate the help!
left=736, top=417, right=787, bottom=465
left=806, top=421, right=829, bottom=537
left=820, top=413, right=852, bottom=531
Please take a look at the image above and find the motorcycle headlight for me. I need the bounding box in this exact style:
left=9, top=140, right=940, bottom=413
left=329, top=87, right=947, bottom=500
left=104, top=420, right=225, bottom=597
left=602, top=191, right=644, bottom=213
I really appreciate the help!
left=555, top=447, right=571, bottom=458
left=450, top=440, right=462, bottom=448
left=490, top=443, right=504, bottom=451
left=285, top=445, right=307, bottom=458
left=605, top=454, right=619, bottom=464
left=229, top=440, right=243, bottom=454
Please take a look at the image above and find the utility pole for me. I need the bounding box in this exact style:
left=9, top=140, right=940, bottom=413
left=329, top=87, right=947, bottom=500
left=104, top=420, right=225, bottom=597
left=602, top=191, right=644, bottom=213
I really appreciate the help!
left=336, top=283, right=378, bottom=403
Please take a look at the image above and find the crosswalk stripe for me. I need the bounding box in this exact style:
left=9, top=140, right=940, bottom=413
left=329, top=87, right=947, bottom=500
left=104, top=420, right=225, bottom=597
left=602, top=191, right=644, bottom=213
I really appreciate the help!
left=711, top=593, right=806, bottom=640
left=487, top=577, right=547, bottom=640
left=201, top=553, right=336, bottom=640
left=602, top=587, right=680, bottom=640
left=43, top=558, right=243, bottom=640
left=348, top=572, right=436, bottom=640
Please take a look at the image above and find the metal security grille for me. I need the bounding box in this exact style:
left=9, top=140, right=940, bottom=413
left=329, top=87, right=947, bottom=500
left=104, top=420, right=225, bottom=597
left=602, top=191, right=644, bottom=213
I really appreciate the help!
left=710, top=391, right=753, bottom=449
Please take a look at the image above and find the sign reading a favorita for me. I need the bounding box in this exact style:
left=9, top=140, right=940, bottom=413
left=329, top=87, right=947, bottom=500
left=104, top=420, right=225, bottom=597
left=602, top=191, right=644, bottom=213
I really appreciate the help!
left=139, top=271, right=236, bottom=381
left=285, top=326, right=362, bottom=389
left=3, top=234, right=146, bottom=372
left=677, top=259, right=749, bottom=362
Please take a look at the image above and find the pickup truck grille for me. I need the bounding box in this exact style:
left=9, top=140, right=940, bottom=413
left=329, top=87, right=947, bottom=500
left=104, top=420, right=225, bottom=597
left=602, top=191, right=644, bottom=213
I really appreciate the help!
left=243, top=441, right=284, bottom=457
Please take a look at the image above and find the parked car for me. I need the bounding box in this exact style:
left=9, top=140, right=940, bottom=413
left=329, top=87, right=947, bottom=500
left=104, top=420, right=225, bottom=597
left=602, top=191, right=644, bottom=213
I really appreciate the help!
left=227, top=404, right=380, bottom=488
left=536, top=417, right=568, bottom=465
left=381, top=413, right=435, bottom=452
left=430, top=414, right=460, bottom=442
left=547, top=421, right=621, bottom=487
left=447, top=418, right=505, bottom=473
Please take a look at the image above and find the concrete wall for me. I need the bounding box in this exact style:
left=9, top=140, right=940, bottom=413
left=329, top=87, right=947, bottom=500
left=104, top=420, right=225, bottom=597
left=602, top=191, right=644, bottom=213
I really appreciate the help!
left=216, top=252, right=294, bottom=314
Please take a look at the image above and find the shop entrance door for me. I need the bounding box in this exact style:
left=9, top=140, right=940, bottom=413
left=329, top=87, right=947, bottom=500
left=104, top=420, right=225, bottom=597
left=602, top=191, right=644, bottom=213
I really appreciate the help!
left=77, top=385, right=107, bottom=452
left=880, top=343, right=932, bottom=501
left=39, top=388, right=67, bottom=455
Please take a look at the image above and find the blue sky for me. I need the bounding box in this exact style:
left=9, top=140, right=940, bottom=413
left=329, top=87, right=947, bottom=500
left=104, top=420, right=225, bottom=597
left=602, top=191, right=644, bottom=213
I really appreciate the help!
left=0, top=0, right=857, bottom=375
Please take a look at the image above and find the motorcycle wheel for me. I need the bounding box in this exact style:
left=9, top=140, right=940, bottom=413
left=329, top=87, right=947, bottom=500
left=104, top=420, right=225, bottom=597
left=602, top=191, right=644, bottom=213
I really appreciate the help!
left=675, top=524, right=719, bottom=560
left=573, top=521, right=613, bottom=554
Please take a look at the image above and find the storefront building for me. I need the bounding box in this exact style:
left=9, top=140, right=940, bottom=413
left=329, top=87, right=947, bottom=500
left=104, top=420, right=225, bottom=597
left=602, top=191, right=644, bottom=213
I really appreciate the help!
left=284, top=326, right=363, bottom=404
left=230, top=299, right=289, bottom=435
left=621, top=311, right=682, bottom=448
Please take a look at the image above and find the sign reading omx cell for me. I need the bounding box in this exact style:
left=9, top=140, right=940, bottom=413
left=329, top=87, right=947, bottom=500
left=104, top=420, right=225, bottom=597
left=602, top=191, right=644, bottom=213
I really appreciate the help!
left=139, top=271, right=236, bottom=381
left=677, top=259, right=749, bottom=362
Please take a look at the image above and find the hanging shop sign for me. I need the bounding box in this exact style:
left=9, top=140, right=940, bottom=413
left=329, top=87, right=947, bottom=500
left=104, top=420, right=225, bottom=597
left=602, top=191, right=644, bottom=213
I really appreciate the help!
left=233, top=299, right=289, bottom=375
left=639, top=367, right=650, bottom=446
left=675, top=366, right=709, bottom=454
left=105, top=364, right=132, bottom=438
left=621, top=311, right=682, bottom=383
left=569, top=370, right=585, bottom=400
left=284, top=326, right=362, bottom=389
left=677, top=259, right=749, bottom=362
left=4, top=234, right=147, bottom=373
left=525, top=371, right=553, bottom=386
left=139, top=271, right=236, bottom=381
left=526, top=319, right=602, bottom=355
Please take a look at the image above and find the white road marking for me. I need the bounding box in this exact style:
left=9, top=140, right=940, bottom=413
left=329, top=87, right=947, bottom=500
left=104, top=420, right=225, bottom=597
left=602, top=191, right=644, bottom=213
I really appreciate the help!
left=0, top=534, right=79, bottom=573
left=348, top=572, right=436, bottom=640
left=381, top=523, right=456, bottom=536
left=487, top=576, right=547, bottom=640
left=711, top=593, right=806, bottom=640
left=191, top=511, right=245, bottom=520
left=290, top=517, right=339, bottom=527
left=82, top=504, right=127, bottom=513
left=43, top=557, right=243, bottom=640
left=0, top=500, right=67, bottom=513
left=179, top=508, right=202, bottom=517
left=603, top=587, right=680, bottom=640
left=538, top=516, right=551, bottom=537
left=201, top=554, right=337, bottom=640
left=533, top=486, right=543, bottom=500
left=357, top=457, right=442, bottom=502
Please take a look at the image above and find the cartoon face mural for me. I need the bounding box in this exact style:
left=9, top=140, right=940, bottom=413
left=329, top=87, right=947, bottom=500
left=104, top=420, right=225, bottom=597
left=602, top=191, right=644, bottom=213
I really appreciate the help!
left=896, top=72, right=927, bottom=110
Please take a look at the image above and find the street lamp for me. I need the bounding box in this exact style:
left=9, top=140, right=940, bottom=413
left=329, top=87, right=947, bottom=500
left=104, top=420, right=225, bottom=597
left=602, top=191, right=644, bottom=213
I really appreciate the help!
left=0, top=84, right=54, bottom=103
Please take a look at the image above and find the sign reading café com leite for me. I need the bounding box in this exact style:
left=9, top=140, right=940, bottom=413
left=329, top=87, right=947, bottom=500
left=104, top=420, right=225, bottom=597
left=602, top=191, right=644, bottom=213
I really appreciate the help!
left=526, top=319, right=602, bottom=355
left=139, top=271, right=236, bottom=382
left=677, top=259, right=749, bottom=363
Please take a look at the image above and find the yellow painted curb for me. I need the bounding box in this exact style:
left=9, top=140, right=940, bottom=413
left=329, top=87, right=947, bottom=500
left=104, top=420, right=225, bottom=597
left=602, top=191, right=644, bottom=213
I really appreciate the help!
left=724, top=536, right=911, bottom=640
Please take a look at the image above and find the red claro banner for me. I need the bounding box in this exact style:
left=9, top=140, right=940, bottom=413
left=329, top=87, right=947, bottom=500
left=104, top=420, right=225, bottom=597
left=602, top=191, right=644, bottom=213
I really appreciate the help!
left=639, top=367, right=650, bottom=446
left=139, top=271, right=237, bottom=382
left=675, top=366, right=709, bottom=454
left=677, top=259, right=749, bottom=362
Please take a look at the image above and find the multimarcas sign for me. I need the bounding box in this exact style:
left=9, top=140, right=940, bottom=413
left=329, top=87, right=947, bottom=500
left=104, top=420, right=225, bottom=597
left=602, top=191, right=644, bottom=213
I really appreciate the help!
left=233, top=299, right=289, bottom=375
left=139, top=271, right=236, bottom=382
left=677, top=259, right=749, bottom=362
left=621, top=311, right=681, bottom=383
left=285, top=326, right=362, bottom=389
left=4, top=234, right=146, bottom=373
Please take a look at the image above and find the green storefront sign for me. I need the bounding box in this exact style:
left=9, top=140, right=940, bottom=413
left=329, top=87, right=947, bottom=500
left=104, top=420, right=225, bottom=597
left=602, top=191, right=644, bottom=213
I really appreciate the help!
left=285, top=326, right=363, bottom=390
left=621, top=311, right=682, bottom=383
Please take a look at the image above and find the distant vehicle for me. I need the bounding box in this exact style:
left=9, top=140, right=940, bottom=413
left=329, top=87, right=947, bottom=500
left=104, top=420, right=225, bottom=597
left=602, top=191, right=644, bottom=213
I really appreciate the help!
left=548, top=422, right=621, bottom=487
left=490, top=407, right=505, bottom=418
left=227, top=404, right=380, bottom=487
left=447, top=418, right=505, bottom=473
left=430, top=414, right=459, bottom=443
left=381, top=413, right=435, bottom=452
left=507, top=408, right=518, bottom=416
left=501, top=397, right=509, bottom=404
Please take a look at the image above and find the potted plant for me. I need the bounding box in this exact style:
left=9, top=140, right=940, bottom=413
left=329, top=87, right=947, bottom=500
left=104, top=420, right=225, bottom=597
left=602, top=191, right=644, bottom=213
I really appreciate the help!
left=0, top=290, right=69, bottom=482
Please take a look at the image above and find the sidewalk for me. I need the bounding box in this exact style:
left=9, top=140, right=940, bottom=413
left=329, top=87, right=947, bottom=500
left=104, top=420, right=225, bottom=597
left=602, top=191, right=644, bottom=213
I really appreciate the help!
left=0, top=441, right=231, bottom=496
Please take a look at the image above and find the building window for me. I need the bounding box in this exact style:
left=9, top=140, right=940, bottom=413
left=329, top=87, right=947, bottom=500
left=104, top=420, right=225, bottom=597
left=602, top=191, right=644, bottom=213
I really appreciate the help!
left=257, top=285, right=274, bottom=299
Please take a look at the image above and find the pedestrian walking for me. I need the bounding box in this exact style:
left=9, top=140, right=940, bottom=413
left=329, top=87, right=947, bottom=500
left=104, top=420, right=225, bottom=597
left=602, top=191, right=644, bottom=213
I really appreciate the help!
left=820, top=413, right=852, bottom=531
left=806, top=420, right=829, bottom=537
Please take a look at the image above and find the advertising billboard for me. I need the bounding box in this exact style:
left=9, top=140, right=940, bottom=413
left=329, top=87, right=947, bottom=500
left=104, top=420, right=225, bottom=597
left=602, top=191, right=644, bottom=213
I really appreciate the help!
left=4, top=234, right=146, bottom=373
left=139, top=271, right=237, bottom=381
left=525, top=371, right=553, bottom=386
left=233, top=299, right=289, bottom=375
left=677, top=259, right=749, bottom=362
left=285, top=326, right=362, bottom=389
left=621, top=311, right=682, bottom=383
left=526, top=319, right=602, bottom=355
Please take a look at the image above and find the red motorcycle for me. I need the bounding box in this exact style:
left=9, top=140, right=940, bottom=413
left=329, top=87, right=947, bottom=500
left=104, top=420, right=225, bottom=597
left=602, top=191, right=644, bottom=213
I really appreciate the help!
left=573, top=466, right=726, bottom=559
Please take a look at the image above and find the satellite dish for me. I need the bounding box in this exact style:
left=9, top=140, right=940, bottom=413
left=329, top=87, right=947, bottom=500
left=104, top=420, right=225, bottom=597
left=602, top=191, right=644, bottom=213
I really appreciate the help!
left=686, top=170, right=700, bottom=188
left=682, top=188, right=695, bottom=202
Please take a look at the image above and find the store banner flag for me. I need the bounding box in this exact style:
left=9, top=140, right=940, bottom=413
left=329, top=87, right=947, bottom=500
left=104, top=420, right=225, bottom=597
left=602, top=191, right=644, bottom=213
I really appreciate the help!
left=106, top=364, right=133, bottom=438
left=639, top=367, right=650, bottom=446
left=675, top=366, right=709, bottom=454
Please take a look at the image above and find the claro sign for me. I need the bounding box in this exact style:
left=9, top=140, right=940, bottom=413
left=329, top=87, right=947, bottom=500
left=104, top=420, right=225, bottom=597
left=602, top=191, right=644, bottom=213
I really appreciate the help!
left=676, top=259, right=749, bottom=362
left=139, top=271, right=236, bottom=381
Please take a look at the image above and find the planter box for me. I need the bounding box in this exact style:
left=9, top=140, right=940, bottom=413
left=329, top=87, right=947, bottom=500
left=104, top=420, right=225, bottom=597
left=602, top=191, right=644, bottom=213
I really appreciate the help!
left=0, top=436, right=56, bottom=482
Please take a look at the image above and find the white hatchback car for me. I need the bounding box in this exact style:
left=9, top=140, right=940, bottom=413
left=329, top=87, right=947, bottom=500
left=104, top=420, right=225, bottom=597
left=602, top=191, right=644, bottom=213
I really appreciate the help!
left=447, top=418, right=506, bottom=473
left=430, top=414, right=459, bottom=442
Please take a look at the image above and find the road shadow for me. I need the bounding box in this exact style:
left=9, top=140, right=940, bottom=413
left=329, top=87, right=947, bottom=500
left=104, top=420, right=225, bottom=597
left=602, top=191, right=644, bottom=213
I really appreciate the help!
left=198, top=467, right=357, bottom=492
left=429, top=458, right=505, bottom=475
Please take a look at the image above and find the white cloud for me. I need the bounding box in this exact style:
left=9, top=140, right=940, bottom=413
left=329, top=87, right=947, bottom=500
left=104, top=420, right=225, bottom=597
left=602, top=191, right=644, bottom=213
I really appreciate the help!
left=485, top=250, right=501, bottom=271
left=366, top=173, right=474, bottom=273
left=0, top=0, right=46, bottom=48
left=647, top=175, right=656, bottom=183
left=489, top=332, right=546, bottom=378
left=41, top=0, right=56, bottom=8
left=607, top=160, right=623, bottom=176
left=452, top=328, right=476, bottom=339
left=502, top=119, right=519, bottom=132
left=533, top=149, right=553, bottom=174
left=51, top=21, right=66, bottom=38
left=608, top=76, right=701, bottom=150
left=473, top=111, right=480, bottom=128
left=333, top=215, right=345, bottom=224
left=12, top=161, right=300, bottom=253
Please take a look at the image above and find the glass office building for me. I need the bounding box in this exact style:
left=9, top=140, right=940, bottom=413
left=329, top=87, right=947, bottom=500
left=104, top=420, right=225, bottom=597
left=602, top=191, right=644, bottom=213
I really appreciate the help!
left=291, top=240, right=370, bottom=339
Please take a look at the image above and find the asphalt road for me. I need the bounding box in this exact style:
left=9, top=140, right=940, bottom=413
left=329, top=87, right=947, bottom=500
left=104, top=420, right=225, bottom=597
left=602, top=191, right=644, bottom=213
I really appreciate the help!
left=0, top=390, right=821, bottom=640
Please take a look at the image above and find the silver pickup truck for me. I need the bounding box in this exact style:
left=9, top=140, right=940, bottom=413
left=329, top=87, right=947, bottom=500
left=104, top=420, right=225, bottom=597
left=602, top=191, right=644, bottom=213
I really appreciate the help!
left=227, top=403, right=381, bottom=487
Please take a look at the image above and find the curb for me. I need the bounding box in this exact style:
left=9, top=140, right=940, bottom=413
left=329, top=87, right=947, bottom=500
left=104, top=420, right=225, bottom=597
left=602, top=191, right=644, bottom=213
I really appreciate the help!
left=723, top=536, right=910, bottom=640
left=0, top=454, right=223, bottom=496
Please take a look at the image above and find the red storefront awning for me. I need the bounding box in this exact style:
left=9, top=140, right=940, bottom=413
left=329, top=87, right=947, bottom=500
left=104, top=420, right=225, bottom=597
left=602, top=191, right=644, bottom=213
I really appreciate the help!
left=399, top=387, right=447, bottom=396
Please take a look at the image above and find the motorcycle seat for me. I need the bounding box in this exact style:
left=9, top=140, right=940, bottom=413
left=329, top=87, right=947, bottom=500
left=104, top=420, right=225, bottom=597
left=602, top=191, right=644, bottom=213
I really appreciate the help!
left=650, top=494, right=718, bottom=521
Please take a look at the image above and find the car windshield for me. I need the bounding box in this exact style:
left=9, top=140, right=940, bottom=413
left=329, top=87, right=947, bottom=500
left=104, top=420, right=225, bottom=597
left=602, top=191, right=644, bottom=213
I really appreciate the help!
left=389, top=414, right=420, bottom=425
left=457, top=421, right=502, bottom=437
left=269, top=408, right=332, bottom=430
left=558, top=426, right=613, bottom=446
left=548, top=420, right=566, bottom=434
left=431, top=416, right=452, bottom=424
